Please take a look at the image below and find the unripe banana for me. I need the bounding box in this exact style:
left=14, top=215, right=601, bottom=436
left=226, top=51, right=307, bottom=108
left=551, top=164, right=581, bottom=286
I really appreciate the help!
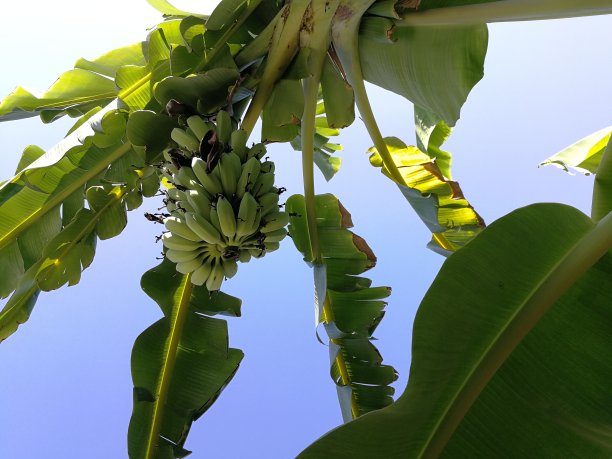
left=162, top=232, right=204, bottom=251
left=265, top=241, right=280, bottom=252
left=166, top=200, right=178, bottom=213
left=236, top=192, right=259, bottom=239
left=236, top=157, right=261, bottom=199
left=216, top=110, right=233, bottom=144
left=217, top=153, right=240, bottom=196
left=209, top=207, right=223, bottom=234
left=260, top=160, right=275, bottom=174
left=258, top=192, right=280, bottom=217
left=186, top=189, right=212, bottom=219
left=262, top=227, right=287, bottom=243
left=238, top=249, right=251, bottom=263
left=187, top=115, right=212, bottom=141
left=247, top=143, right=266, bottom=160
left=261, top=211, right=289, bottom=233
left=216, top=196, right=237, bottom=241
left=206, top=261, right=225, bottom=291
left=192, top=157, right=223, bottom=195
left=230, top=129, right=248, bottom=161
left=166, top=248, right=202, bottom=263
left=190, top=260, right=214, bottom=286
left=171, top=128, right=200, bottom=152
left=248, top=248, right=265, bottom=259
left=164, top=216, right=202, bottom=242
left=221, top=258, right=238, bottom=279
left=167, top=187, right=187, bottom=202
left=176, top=255, right=205, bottom=274
left=252, top=172, right=275, bottom=198
left=185, top=212, right=222, bottom=244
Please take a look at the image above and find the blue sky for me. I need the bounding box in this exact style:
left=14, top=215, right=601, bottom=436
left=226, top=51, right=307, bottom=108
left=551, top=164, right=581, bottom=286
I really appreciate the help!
left=0, top=2, right=610, bottom=458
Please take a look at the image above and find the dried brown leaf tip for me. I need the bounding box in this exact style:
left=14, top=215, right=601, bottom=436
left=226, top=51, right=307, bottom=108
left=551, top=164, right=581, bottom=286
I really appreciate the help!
left=338, top=201, right=354, bottom=229
left=398, top=0, right=421, bottom=9
left=352, top=233, right=377, bottom=265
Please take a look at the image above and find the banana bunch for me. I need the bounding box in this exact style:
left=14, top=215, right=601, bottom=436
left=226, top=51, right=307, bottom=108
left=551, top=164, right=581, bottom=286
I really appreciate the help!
left=158, top=110, right=288, bottom=291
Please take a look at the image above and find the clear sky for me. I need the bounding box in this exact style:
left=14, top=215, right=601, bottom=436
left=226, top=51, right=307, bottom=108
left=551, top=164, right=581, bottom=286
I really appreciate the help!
left=0, top=2, right=610, bottom=458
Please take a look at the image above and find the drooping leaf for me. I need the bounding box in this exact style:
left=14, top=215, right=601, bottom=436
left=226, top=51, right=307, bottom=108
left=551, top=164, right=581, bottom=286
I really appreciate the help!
left=0, top=69, right=117, bottom=122
left=129, top=259, right=243, bottom=458
left=369, top=136, right=484, bottom=255
left=287, top=194, right=397, bottom=421
left=539, top=126, right=612, bottom=175
left=359, top=21, right=488, bottom=126
left=75, top=43, right=146, bottom=78
left=320, top=56, right=355, bottom=129
left=300, top=203, right=612, bottom=458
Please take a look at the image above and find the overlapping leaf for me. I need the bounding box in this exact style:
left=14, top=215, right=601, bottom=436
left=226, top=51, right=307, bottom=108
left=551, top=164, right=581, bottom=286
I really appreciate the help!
left=287, top=193, right=397, bottom=420
left=540, top=126, right=612, bottom=175
left=358, top=18, right=487, bottom=126
left=129, top=259, right=243, bottom=459
left=369, top=136, right=484, bottom=255
left=300, top=203, right=612, bottom=458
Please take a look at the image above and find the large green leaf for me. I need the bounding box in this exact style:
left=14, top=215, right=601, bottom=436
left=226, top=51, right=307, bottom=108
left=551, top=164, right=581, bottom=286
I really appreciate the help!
left=129, top=259, right=243, bottom=459
left=593, top=136, right=612, bottom=222
left=539, top=126, right=612, bottom=175
left=300, top=203, right=612, bottom=458
left=287, top=194, right=397, bottom=421
left=369, top=136, right=484, bottom=255
left=359, top=20, right=488, bottom=126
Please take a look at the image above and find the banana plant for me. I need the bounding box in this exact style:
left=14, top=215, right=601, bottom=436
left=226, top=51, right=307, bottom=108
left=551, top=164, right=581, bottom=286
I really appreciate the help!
left=0, top=0, right=611, bottom=457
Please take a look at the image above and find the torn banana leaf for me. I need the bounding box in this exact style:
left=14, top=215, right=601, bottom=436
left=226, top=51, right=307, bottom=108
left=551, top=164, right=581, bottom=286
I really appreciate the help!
left=369, top=136, right=484, bottom=255
left=539, top=126, right=612, bottom=175
left=129, top=258, right=243, bottom=459
left=287, top=194, right=397, bottom=421
left=358, top=18, right=487, bottom=126
left=300, top=203, right=612, bottom=458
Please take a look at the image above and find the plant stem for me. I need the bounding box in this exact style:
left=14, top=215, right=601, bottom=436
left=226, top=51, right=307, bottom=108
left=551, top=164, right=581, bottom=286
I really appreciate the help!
left=592, top=136, right=612, bottom=222
left=241, top=0, right=310, bottom=138
left=420, top=210, right=612, bottom=458
left=194, top=0, right=264, bottom=73
left=397, top=0, right=612, bottom=26
left=145, top=274, right=194, bottom=459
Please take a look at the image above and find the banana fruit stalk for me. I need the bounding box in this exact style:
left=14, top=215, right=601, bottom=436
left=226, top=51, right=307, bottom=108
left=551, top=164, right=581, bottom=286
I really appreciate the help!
left=157, top=111, right=288, bottom=291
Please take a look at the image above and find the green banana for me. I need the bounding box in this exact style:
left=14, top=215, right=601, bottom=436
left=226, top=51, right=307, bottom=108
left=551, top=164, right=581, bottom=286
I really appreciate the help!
left=216, top=110, right=233, bottom=144
left=161, top=232, right=204, bottom=251
left=252, top=172, right=275, bottom=198
left=265, top=241, right=280, bottom=252
left=260, top=160, right=275, bottom=174
left=171, top=128, right=200, bottom=152
left=261, top=212, right=289, bottom=233
left=236, top=156, right=261, bottom=199
left=258, top=192, right=280, bottom=216
left=209, top=207, right=223, bottom=234
left=186, top=189, right=212, bottom=219
left=236, top=192, right=259, bottom=239
left=176, top=255, right=206, bottom=274
left=190, top=259, right=214, bottom=286
left=192, top=157, right=223, bottom=195
left=247, top=143, right=266, bottom=160
left=221, top=258, right=238, bottom=279
left=167, top=187, right=187, bottom=202
left=218, top=152, right=241, bottom=196
left=206, top=261, right=225, bottom=291
left=164, top=216, right=202, bottom=242
left=166, top=248, right=202, bottom=263
left=216, top=195, right=237, bottom=241
left=185, top=212, right=222, bottom=244
left=262, top=227, right=287, bottom=243
left=187, top=115, right=212, bottom=141
left=230, top=129, right=248, bottom=161
left=238, top=249, right=252, bottom=263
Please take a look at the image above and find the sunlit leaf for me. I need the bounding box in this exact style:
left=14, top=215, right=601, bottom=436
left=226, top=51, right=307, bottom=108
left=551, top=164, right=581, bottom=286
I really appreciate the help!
left=301, top=204, right=612, bottom=458
left=539, top=126, right=612, bottom=175
left=129, top=259, right=243, bottom=458
left=369, top=136, right=484, bottom=254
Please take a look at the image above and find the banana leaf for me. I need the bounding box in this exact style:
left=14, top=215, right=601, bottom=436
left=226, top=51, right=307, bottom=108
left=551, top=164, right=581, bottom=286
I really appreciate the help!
left=539, top=126, right=612, bottom=175
left=300, top=203, right=612, bottom=458
left=129, top=258, right=243, bottom=459
left=287, top=194, right=397, bottom=421
left=369, top=136, right=484, bottom=255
